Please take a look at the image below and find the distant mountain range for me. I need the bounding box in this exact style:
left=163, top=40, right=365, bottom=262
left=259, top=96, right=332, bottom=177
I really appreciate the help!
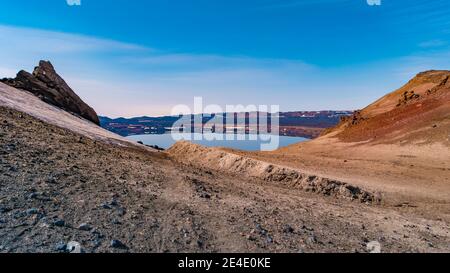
left=99, top=111, right=353, bottom=139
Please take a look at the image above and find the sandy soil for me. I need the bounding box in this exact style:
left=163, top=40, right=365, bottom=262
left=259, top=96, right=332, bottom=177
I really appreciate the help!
left=224, top=135, right=450, bottom=222
left=218, top=70, right=450, bottom=223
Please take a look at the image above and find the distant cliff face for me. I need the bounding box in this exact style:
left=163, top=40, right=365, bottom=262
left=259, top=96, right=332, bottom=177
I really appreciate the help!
left=1, top=61, right=100, bottom=125
left=322, top=70, right=450, bottom=144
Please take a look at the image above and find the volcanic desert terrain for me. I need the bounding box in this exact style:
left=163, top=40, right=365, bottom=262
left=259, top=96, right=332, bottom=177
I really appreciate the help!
left=0, top=64, right=449, bottom=253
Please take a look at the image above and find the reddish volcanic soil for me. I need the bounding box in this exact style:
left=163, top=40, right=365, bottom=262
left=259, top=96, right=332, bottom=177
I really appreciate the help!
left=325, top=70, right=450, bottom=144
left=227, top=71, right=450, bottom=223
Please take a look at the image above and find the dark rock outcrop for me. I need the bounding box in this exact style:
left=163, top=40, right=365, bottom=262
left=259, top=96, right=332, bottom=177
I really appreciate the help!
left=1, top=61, right=100, bottom=125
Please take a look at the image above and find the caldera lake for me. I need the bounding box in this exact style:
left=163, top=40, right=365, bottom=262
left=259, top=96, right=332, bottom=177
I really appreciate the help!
left=127, top=132, right=309, bottom=151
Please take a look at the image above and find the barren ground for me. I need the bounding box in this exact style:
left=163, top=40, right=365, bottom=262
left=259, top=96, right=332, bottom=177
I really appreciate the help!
left=1, top=107, right=449, bottom=253
left=225, top=131, right=450, bottom=222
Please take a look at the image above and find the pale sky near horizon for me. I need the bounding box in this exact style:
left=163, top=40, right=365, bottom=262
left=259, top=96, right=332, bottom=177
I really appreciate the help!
left=0, top=0, right=450, bottom=117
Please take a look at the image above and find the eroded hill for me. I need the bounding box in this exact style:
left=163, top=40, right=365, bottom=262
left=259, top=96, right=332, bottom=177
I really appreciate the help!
left=323, top=70, right=450, bottom=144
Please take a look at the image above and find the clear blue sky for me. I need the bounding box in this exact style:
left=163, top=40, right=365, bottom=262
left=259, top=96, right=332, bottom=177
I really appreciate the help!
left=0, top=0, right=449, bottom=117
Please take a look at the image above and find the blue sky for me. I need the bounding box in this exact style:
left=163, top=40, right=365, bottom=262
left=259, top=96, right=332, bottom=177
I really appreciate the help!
left=0, top=0, right=449, bottom=117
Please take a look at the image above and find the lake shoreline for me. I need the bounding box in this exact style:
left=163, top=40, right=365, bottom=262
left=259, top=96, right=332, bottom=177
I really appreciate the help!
left=127, top=132, right=309, bottom=151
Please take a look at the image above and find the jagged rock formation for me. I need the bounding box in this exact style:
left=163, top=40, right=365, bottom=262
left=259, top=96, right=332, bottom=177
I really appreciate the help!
left=322, top=70, right=450, bottom=143
left=1, top=61, right=100, bottom=125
